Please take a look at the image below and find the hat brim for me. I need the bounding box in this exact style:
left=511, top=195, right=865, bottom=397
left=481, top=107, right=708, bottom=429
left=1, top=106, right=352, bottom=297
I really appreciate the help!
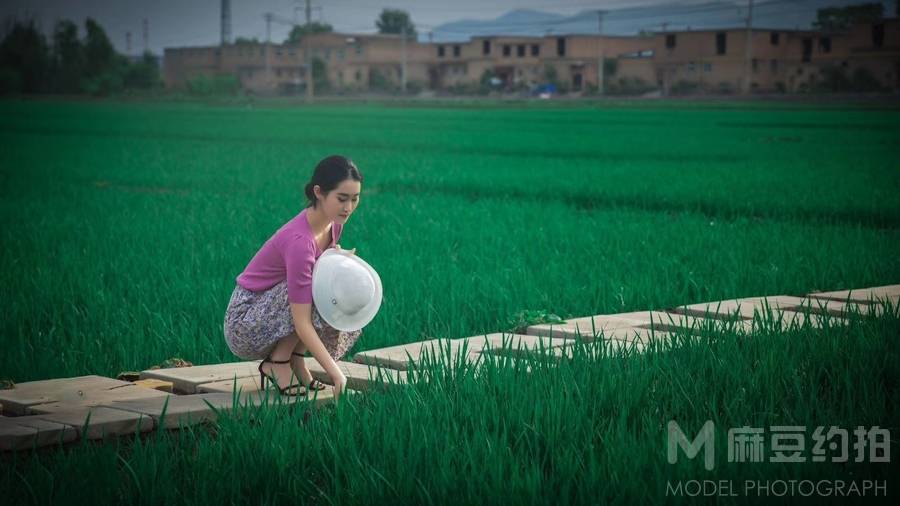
left=311, top=248, right=383, bottom=332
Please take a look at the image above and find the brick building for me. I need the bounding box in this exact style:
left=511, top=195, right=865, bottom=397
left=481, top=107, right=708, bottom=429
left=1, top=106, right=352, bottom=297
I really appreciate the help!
left=163, top=18, right=899, bottom=95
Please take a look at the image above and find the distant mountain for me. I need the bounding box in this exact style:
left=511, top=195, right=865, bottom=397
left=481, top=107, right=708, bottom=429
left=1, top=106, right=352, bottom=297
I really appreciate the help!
left=424, top=0, right=891, bottom=42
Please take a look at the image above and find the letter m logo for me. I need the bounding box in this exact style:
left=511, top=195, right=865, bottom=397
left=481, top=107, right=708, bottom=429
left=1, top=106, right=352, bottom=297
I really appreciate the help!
left=668, top=420, right=715, bottom=470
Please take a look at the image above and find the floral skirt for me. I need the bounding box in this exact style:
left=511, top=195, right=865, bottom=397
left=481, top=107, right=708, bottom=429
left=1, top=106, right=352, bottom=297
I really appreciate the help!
left=223, top=280, right=362, bottom=361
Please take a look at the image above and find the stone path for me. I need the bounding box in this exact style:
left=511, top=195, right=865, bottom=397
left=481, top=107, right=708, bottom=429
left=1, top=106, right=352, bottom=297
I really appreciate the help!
left=2, top=284, right=896, bottom=452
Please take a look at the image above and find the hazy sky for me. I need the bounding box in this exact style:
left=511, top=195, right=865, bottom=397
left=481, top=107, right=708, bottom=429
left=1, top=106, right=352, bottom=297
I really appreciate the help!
left=0, top=0, right=892, bottom=55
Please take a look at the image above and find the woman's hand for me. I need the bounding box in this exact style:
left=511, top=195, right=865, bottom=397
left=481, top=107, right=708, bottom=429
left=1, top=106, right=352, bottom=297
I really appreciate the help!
left=332, top=370, right=348, bottom=401
left=335, top=244, right=356, bottom=256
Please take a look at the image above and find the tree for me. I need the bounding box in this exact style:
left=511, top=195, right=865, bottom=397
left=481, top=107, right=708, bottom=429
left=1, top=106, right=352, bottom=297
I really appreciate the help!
left=285, top=22, right=333, bottom=43
left=0, top=19, right=51, bottom=93
left=52, top=20, right=83, bottom=93
left=376, top=9, right=416, bottom=39
left=813, top=3, right=883, bottom=32
left=83, top=18, right=116, bottom=78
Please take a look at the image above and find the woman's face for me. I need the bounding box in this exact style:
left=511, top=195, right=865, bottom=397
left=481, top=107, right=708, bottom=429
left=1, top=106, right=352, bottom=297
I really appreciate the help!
left=315, top=178, right=361, bottom=224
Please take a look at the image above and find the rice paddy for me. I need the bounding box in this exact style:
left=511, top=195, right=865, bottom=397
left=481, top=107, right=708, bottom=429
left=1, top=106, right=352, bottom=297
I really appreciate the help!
left=1, top=97, right=898, bottom=504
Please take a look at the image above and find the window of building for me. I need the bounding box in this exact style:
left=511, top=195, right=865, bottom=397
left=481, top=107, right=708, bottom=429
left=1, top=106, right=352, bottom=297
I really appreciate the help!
left=355, top=70, right=361, bottom=81
left=276, top=48, right=283, bottom=56
left=557, top=37, right=566, bottom=56
left=872, top=23, right=884, bottom=48
left=437, top=45, right=445, bottom=57
left=770, top=59, right=778, bottom=73
left=703, top=63, right=712, bottom=72
left=801, top=38, right=812, bottom=63
left=453, top=45, right=460, bottom=57
left=752, top=58, right=758, bottom=73
left=517, top=44, right=525, bottom=57
left=770, top=32, right=779, bottom=45
left=483, top=40, right=491, bottom=55
left=531, top=44, right=539, bottom=56
left=666, top=34, right=676, bottom=49
left=289, top=48, right=295, bottom=56
left=324, top=49, right=331, bottom=60
left=715, top=32, right=727, bottom=55
left=355, top=44, right=363, bottom=55
left=819, top=37, right=831, bottom=53
left=276, top=68, right=282, bottom=77
left=687, top=61, right=695, bottom=71
left=503, top=44, right=511, bottom=57
left=338, top=49, right=344, bottom=60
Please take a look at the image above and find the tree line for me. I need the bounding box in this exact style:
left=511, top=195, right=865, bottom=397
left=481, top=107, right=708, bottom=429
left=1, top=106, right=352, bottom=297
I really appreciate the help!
left=0, top=17, right=161, bottom=96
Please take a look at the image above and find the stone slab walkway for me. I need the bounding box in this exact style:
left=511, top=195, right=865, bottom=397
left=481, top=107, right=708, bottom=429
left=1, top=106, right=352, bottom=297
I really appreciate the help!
left=2, top=284, right=896, bottom=452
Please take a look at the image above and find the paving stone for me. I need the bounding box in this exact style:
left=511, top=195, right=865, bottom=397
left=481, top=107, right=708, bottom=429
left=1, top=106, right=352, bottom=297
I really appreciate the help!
left=528, top=311, right=747, bottom=340
left=101, top=393, right=234, bottom=430
left=527, top=314, right=651, bottom=340
left=133, top=379, right=174, bottom=393
left=352, top=338, right=472, bottom=371
left=782, top=298, right=886, bottom=318
left=672, top=295, right=809, bottom=320
left=0, top=416, right=78, bottom=451
left=807, top=285, right=900, bottom=304
left=304, top=357, right=409, bottom=391
left=0, top=375, right=171, bottom=416
left=33, top=406, right=154, bottom=440
left=748, top=309, right=847, bottom=331
left=140, top=361, right=261, bottom=394
left=197, top=374, right=338, bottom=406
left=453, top=333, right=573, bottom=356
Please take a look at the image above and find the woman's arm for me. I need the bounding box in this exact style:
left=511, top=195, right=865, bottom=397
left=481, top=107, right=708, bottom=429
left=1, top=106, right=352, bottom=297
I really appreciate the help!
left=290, top=302, right=346, bottom=386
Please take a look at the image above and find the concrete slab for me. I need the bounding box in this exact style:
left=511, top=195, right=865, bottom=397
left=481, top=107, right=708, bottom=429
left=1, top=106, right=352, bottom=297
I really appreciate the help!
left=452, top=333, right=573, bottom=356
left=101, top=393, right=234, bottom=430
left=133, top=379, right=174, bottom=393
left=197, top=376, right=338, bottom=406
left=527, top=314, right=652, bottom=341
left=0, top=375, right=172, bottom=416
left=304, top=357, right=409, bottom=391
left=0, top=416, right=78, bottom=451
left=807, top=285, right=900, bottom=304
left=352, top=338, right=472, bottom=371
left=671, top=296, right=809, bottom=320
left=140, top=361, right=262, bottom=394
left=749, top=309, right=847, bottom=331
left=528, top=311, right=747, bottom=340
left=33, top=406, right=154, bottom=440
left=781, top=298, right=887, bottom=318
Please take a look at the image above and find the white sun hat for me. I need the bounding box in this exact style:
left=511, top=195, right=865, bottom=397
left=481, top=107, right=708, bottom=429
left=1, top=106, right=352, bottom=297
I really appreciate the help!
left=311, top=248, right=383, bottom=331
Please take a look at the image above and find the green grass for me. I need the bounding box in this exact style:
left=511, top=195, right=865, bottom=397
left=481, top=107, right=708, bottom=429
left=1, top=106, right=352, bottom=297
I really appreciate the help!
left=1, top=98, right=898, bottom=504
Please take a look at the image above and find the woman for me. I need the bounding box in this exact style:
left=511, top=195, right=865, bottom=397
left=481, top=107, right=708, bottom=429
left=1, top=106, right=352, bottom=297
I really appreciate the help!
left=223, top=155, right=363, bottom=400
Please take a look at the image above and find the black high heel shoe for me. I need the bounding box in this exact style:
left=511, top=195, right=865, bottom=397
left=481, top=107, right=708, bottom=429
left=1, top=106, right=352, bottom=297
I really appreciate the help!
left=291, top=352, right=328, bottom=391
left=258, top=355, right=305, bottom=396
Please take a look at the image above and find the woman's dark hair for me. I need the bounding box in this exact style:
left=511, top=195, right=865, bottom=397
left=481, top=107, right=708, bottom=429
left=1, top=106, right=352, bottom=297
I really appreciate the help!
left=304, top=155, right=363, bottom=209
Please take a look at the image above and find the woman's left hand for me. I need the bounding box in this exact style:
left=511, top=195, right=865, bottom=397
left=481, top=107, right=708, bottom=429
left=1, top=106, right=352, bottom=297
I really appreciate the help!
left=335, top=244, right=356, bottom=256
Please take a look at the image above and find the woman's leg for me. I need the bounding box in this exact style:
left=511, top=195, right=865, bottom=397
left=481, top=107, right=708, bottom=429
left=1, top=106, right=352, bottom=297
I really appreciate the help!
left=260, top=331, right=302, bottom=392
left=290, top=338, right=316, bottom=385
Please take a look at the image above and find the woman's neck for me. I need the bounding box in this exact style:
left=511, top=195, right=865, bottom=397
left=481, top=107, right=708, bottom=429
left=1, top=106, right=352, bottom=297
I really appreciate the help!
left=305, top=205, right=331, bottom=235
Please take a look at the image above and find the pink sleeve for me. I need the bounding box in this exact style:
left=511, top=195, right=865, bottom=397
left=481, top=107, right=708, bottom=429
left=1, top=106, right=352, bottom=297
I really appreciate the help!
left=285, top=238, right=315, bottom=304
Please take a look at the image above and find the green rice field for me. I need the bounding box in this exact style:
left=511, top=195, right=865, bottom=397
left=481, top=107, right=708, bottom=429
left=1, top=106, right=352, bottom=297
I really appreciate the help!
left=1, top=98, right=898, bottom=504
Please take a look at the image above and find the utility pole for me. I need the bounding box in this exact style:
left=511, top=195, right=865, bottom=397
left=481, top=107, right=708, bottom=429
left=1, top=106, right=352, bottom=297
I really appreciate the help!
left=265, top=13, right=272, bottom=89
left=401, top=27, right=408, bottom=93
left=142, top=18, right=149, bottom=53
left=220, top=0, right=231, bottom=45
left=596, top=10, right=607, bottom=95
left=743, top=0, right=754, bottom=95
left=304, top=0, right=314, bottom=103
